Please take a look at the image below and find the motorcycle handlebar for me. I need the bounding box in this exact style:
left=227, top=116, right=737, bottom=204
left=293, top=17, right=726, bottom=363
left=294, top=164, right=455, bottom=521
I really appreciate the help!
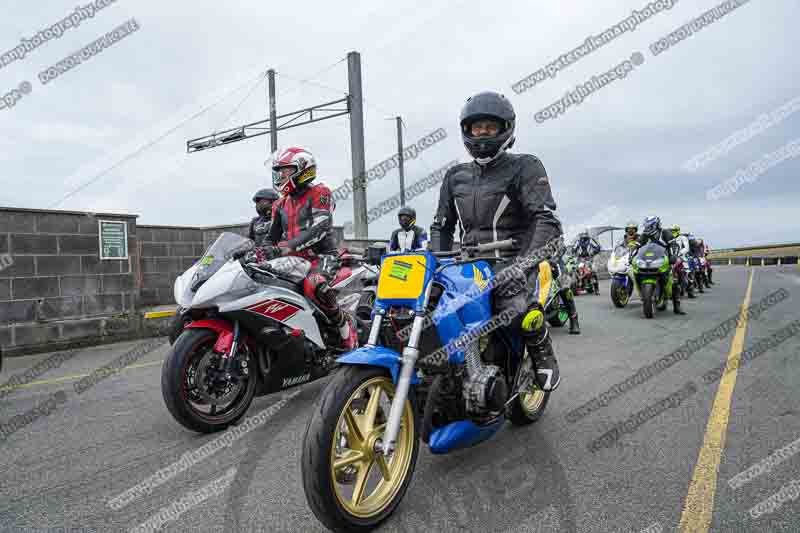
left=431, top=239, right=518, bottom=258
left=343, top=247, right=366, bottom=256
left=466, top=238, right=517, bottom=254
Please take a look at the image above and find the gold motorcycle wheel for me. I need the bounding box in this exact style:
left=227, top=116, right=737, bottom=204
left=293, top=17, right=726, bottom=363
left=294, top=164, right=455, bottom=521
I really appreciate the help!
left=520, top=388, right=547, bottom=414
left=331, top=375, right=415, bottom=518
left=301, top=366, right=419, bottom=531
left=509, top=357, right=551, bottom=426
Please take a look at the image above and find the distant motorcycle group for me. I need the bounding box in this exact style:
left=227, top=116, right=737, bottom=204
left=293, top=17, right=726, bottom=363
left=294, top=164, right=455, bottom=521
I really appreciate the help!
left=603, top=218, right=714, bottom=318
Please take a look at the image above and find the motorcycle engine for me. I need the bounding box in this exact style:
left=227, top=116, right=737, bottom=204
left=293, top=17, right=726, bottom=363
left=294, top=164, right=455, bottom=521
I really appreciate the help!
left=464, top=365, right=508, bottom=415
left=462, top=339, right=508, bottom=416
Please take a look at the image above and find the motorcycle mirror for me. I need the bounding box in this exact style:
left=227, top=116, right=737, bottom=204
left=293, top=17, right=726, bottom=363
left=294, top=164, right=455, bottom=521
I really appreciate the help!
left=366, top=243, right=385, bottom=266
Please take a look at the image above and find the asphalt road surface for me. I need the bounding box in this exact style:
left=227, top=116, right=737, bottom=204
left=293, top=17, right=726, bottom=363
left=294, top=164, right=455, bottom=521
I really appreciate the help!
left=1, top=265, right=799, bottom=533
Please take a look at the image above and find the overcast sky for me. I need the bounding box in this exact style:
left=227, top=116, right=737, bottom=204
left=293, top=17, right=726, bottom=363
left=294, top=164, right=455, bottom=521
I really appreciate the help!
left=1, top=0, right=797, bottom=249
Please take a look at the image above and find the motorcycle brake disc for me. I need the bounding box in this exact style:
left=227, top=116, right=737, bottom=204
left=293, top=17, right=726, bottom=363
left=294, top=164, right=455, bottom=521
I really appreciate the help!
left=193, top=351, right=243, bottom=405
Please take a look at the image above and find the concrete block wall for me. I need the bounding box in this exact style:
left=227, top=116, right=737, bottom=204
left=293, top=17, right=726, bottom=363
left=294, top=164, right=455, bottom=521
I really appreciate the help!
left=0, top=208, right=139, bottom=353
left=137, top=225, right=207, bottom=307
left=0, top=204, right=391, bottom=355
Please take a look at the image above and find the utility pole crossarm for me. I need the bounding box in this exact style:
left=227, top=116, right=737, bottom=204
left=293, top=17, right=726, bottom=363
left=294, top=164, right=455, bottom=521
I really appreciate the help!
left=184, top=51, right=368, bottom=239
left=186, top=97, right=350, bottom=153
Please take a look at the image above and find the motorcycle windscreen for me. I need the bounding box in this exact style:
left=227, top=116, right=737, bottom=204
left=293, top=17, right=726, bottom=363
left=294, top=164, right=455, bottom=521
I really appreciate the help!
left=636, top=242, right=668, bottom=271
left=190, top=232, right=254, bottom=292
left=639, top=242, right=666, bottom=260
left=607, top=244, right=630, bottom=273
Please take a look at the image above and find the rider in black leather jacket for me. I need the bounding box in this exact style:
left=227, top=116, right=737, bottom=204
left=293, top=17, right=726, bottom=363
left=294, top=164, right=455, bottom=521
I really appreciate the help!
left=248, top=188, right=280, bottom=247
left=430, top=91, right=567, bottom=391
left=572, top=232, right=601, bottom=260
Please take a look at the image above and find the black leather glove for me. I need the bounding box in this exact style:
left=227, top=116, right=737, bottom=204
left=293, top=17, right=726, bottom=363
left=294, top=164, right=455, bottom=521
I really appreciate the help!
left=244, top=246, right=281, bottom=265
left=494, top=263, right=531, bottom=299
left=232, top=248, right=249, bottom=260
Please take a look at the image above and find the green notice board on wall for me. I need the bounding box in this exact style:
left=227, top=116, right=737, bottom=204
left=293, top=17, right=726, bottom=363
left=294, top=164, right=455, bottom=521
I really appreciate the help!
left=99, top=220, right=128, bottom=259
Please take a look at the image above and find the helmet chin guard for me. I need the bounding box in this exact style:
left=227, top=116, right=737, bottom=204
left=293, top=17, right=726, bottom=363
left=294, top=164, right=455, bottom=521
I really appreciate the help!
left=474, top=135, right=515, bottom=165
left=268, top=146, right=317, bottom=195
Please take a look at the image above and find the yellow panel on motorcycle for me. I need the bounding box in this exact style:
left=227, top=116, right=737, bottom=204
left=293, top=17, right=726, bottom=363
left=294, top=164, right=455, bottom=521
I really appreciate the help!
left=377, top=255, right=427, bottom=300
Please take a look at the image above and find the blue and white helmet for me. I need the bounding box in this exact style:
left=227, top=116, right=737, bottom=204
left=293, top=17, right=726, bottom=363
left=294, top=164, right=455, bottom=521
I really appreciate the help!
left=642, top=216, right=661, bottom=237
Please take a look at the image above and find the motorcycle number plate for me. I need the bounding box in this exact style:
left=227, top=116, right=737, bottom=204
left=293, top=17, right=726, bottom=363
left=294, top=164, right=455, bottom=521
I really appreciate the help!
left=377, top=255, right=427, bottom=300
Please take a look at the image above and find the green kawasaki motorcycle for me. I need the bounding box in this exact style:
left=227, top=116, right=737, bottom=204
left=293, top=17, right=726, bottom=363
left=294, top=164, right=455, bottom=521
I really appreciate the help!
left=631, top=241, right=677, bottom=319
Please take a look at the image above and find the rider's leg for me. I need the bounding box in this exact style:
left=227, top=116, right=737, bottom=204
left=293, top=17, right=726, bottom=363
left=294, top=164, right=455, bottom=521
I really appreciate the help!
left=672, top=276, right=686, bottom=315
left=303, top=259, right=358, bottom=350
left=552, top=258, right=580, bottom=334
left=496, top=261, right=561, bottom=391
left=562, top=287, right=580, bottom=334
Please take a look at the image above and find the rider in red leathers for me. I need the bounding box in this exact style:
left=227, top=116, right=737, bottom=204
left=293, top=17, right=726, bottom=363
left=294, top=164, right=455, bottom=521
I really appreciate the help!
left=252, top=146, right=358, bottom=351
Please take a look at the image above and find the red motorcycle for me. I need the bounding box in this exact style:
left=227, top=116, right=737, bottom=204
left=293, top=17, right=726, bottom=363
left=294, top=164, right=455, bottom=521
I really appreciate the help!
left=572, top=256, right=599, bottom=295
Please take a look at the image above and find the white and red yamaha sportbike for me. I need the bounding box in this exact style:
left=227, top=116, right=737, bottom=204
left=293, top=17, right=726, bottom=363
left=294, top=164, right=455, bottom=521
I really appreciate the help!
left=161, top=232, right=375, bottom=434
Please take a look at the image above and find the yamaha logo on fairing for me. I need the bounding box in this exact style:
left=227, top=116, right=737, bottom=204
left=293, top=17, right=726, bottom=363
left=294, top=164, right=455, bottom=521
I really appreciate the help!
left=282, top=374, right=310, bottom=387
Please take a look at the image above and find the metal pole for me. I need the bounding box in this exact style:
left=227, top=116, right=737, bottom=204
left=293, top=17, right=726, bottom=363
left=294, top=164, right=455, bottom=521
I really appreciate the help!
left=267, top=69, right=278, bottom=153
left=347, top=51, right=368, bottom=239
left=396, top=117, right=405, bottom=207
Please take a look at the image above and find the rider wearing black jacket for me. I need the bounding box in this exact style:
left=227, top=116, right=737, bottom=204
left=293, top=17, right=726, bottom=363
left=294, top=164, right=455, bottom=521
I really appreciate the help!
left=430, top=91, right=565, bottom=391
left=248, top=188, right=280, bottom=247
left=573, top=232, right=601, bottom=259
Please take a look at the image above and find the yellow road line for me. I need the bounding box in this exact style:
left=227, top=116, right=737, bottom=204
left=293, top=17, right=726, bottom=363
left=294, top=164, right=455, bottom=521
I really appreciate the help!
left=0, top=360, right=163, bottom=393
left=678, top=269, right=754, bottom=532
left=144, top=310, right=176, bottom=319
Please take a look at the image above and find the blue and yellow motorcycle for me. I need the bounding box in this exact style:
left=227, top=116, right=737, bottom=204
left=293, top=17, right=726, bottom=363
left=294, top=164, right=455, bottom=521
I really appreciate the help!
left=301, top=239, right=551, bottom=531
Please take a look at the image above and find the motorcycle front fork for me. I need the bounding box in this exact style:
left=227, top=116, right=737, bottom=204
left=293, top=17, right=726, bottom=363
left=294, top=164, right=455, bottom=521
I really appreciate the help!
left=217, top=320, right=241, bottom=374
left=381, top=313, right=425, bottom=455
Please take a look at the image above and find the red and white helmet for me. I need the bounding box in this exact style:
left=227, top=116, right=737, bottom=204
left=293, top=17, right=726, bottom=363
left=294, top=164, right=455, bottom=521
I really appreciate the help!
left=269, top=146, right=316, bottom=195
